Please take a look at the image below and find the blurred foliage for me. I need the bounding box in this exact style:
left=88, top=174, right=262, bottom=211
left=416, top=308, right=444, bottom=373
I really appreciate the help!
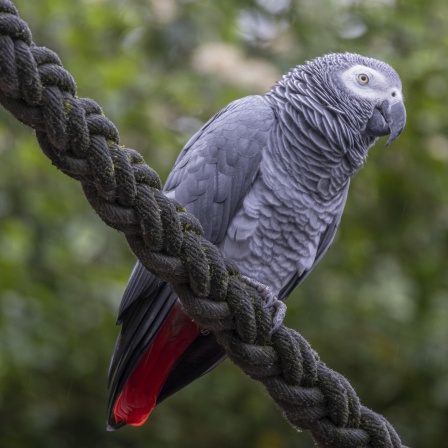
left=0, top=0, right=447, bottom=447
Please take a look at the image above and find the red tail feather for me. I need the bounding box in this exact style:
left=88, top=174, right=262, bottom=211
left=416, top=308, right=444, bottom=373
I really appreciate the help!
left=113, top=305, right=201, bottom=426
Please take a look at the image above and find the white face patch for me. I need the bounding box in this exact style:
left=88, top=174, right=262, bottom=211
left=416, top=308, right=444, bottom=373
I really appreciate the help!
left=339, top=64, right=403, bottom=103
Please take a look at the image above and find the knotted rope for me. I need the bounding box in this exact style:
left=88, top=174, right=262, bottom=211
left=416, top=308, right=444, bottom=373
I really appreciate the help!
left=0, top=1, right=405, bottom=446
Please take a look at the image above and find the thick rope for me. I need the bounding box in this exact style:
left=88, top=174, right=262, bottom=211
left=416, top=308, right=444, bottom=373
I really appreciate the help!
left=0, top=2, right=406, bottom=447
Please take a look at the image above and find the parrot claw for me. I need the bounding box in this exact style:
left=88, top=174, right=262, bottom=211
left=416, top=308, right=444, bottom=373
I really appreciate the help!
left=269, top=300, right=287, bottom=335
left=241, top=275, right=286, bottom=334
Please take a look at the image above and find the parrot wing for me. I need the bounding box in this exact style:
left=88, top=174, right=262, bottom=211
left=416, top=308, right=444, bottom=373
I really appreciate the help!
left=107, top=96, right=276, bottom=427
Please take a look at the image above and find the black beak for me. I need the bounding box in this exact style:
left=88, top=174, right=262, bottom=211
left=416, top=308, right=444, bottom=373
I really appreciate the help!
left=365, top=99, right=406, bottom=146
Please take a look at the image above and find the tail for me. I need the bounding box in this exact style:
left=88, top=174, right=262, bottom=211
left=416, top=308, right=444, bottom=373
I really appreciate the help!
left=107, top=262, right=226, bottom=430
left=111, top=304, right=201, bottom=427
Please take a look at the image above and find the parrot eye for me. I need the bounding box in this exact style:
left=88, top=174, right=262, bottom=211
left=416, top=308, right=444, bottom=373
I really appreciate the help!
left=357, top=73, right=369, bottom=85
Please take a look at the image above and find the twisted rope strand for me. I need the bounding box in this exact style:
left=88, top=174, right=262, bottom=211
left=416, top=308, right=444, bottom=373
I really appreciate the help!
left=0, top=1, right=405, bottom=446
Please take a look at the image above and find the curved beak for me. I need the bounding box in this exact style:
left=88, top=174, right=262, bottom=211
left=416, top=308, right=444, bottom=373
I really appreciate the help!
left=384, top=100, right=406, bottom=145
left=365, top=99, right=406, bottom=146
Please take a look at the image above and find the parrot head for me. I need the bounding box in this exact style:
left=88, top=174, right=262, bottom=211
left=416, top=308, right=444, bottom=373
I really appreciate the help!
left=296, top=52, right=406, bottom=149
left=338, top=57, right=406, bottom=145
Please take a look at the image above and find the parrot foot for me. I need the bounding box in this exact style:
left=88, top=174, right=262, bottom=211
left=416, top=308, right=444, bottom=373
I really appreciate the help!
left=241, top=275, right=286, bottom=334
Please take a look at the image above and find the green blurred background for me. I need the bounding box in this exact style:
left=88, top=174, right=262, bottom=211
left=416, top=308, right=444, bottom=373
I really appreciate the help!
left=0, top=0, right=447, bottom=447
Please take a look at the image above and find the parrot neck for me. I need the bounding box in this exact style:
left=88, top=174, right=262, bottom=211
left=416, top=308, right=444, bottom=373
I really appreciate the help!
left=265, top=82, right=376, bottom=199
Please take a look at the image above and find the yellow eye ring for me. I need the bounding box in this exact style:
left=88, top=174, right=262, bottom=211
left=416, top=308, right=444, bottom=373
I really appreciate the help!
left=358, top=73, right=369, bottom=84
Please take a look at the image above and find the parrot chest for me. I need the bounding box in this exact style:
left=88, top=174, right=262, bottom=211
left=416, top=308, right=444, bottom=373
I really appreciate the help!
left=219, top=172, right=342, bottom=295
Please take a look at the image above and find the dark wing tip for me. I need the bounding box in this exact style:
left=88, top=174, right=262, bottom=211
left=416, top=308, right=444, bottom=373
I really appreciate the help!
left=107, top=419, right=126, bottom=432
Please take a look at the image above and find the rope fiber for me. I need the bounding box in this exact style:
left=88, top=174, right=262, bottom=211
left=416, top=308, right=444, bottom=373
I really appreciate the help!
left=0, top=1, right=406, bottom=446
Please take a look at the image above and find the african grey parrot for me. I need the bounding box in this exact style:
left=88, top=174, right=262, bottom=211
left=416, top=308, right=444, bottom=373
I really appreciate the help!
left=107, top=52, right=406, bottom=429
